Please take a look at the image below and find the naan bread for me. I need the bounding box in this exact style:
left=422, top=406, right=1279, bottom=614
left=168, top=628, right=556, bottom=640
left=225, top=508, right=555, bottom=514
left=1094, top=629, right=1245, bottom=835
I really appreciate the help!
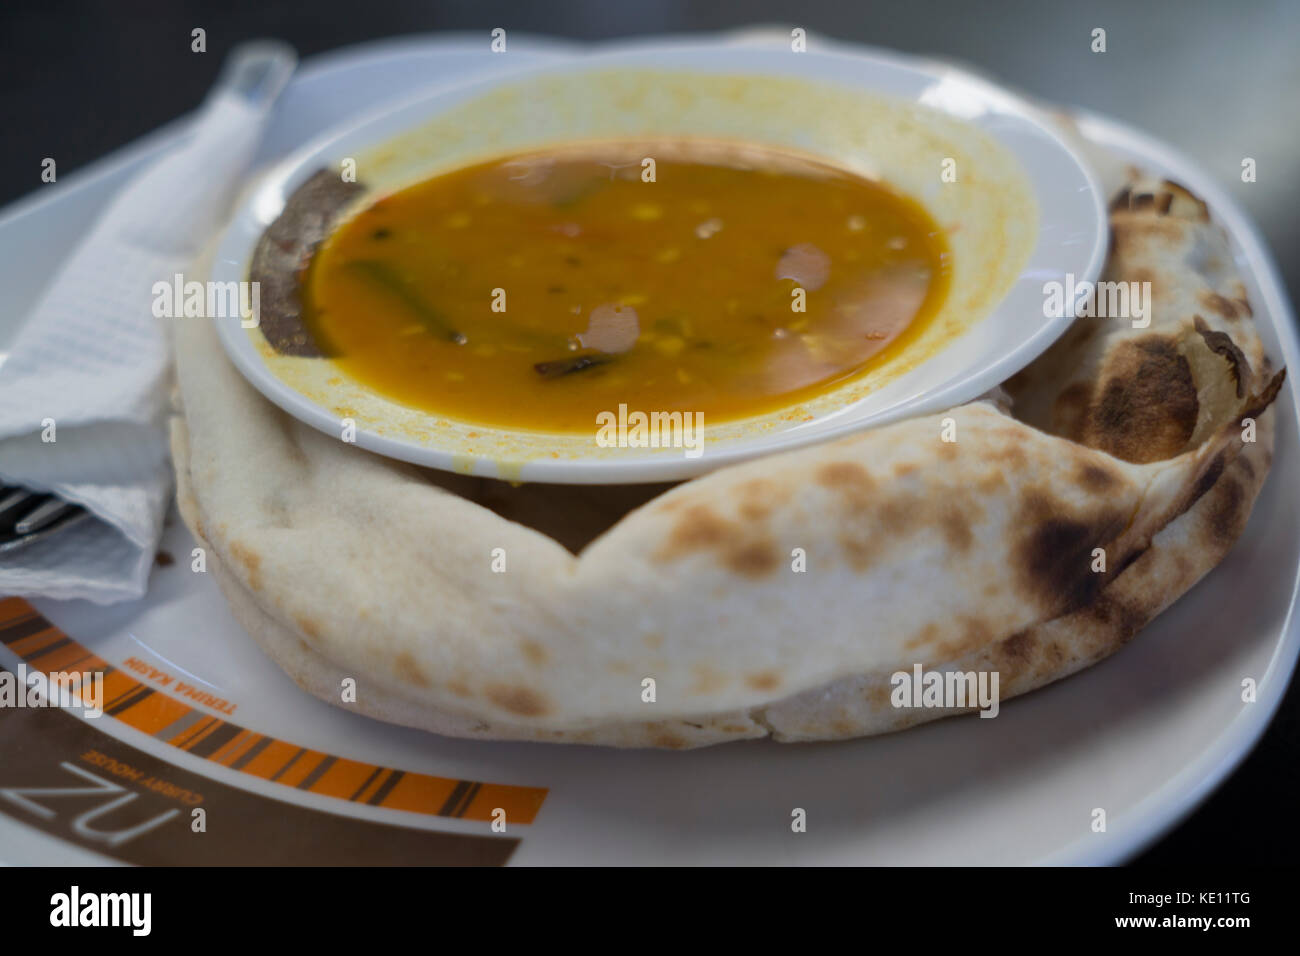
left=170, top=176, right=1284, bottom=747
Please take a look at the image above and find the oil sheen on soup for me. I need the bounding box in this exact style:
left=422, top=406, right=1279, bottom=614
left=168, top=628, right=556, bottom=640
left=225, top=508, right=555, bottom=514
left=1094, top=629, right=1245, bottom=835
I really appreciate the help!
left=303, top=140, right=951, bottom=433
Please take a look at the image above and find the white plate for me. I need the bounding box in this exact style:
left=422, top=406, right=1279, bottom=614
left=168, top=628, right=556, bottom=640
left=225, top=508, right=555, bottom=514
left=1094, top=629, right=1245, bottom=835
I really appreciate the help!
left=211, top=38, right=1106, bottom=484
left=0, top=34, right=1295, bottom=865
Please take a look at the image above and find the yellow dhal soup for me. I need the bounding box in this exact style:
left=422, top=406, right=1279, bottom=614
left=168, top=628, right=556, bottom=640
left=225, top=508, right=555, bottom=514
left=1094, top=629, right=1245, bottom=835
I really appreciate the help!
left=303, top=141, right=951, bottom=432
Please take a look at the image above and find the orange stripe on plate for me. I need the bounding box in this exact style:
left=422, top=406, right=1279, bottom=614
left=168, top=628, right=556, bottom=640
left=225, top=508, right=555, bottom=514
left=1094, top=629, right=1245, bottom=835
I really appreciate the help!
left=79, top=654, right=111, bottom=672
left=209, top=728, right=252, bottom=763
left=216, top=732, right=265, bottom=767
left=379, top=773, right=463, bottom=818
left=178, top=717, right=227, bottom=752
left=353, top=768, right=394, bottom=804
left=8, top=628, right=62, bottom=658
left=240, top=739, right=305, bottom=780
left=28, top=641, right=98, bottom=674
left=306, top=757, right=379, bottom=801
left=0, top=597, right=548, bottom=823
left=459, top=782, right=548, bottom=824
left=103, top=676, right=148, bottom=712
left=58, top=651, right=98, bottom=673
left=112, top=691, right=191, bottom=736
left=170, top=715, right=218, bottom=749
left=0, top=596, right=34, bottom=626
left=277, top=751, right=327, bottom=788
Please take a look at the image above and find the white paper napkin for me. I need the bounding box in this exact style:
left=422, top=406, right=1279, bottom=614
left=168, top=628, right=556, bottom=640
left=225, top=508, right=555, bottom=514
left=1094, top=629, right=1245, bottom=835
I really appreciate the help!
left=0, top=55, right=288, bottom=604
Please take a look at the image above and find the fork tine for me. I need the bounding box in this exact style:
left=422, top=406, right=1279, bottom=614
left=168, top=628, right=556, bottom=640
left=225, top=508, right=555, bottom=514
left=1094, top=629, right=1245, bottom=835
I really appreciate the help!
left=14, top=498, right=77, bottom=536
left=0, top=484, right=89, bottom=552
left=0, top=487, right=36, bottom=522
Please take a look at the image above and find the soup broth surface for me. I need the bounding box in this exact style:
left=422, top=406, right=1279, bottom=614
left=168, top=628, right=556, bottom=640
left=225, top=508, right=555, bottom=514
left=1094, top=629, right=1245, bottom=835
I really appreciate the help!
left=304, top=140, right=951, bottom=432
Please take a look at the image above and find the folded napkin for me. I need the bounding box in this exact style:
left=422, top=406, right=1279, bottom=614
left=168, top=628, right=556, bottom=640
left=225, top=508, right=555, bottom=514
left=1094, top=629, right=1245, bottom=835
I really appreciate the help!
left=0, top=49, right=290, bottom=604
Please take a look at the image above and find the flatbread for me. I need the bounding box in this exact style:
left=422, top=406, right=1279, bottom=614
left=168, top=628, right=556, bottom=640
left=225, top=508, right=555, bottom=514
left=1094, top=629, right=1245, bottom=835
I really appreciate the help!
left=170, top=175, right=1284, bottom=747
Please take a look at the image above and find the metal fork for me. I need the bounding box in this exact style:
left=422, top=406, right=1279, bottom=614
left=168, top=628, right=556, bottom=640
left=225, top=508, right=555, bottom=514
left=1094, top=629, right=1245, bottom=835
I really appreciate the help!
left=0, top=485, right=91, bottom=553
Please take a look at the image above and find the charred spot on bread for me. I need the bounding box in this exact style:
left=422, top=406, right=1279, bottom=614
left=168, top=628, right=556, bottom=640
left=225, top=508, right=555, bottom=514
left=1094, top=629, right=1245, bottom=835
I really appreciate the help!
left=1111, top=179, right=1208, bottom=221
left=1205, top=475, right=1248, bottom=546
left=815, top=461, right=874, bottom=491
left=1016, top=492, right=1129, bottom=616
left=1194, top=315, right=1251, bottom=398
left=1187, top=450, right=1228, bottom=511
left=1086, top=593, right=1149, bottom=646
left=1077, top=462, right=1122, bottom=492
left=1083, top=337, right=1198, bottom=462
left=1199, top=291, right=1246, bottom=323
left=654, top=504, right=779, bottom=578
left=746, top=671, right=782, bottom=692
left=1052, top=382, right=1093, bottom=441
left=486, top=684, right=550, bottom=717
left=394, top=650, right=431, bottom=688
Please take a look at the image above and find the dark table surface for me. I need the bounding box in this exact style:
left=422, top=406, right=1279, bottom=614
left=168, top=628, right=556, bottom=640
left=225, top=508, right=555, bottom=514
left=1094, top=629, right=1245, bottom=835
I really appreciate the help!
left=2, top=0, right=1297, bottom=865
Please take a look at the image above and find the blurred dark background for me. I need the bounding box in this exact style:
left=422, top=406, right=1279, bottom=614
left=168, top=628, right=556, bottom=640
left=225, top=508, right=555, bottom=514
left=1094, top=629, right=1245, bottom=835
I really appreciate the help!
left=1, top=0, right=1297, bottom=864
left=3, top=0, right=1297, bottom=307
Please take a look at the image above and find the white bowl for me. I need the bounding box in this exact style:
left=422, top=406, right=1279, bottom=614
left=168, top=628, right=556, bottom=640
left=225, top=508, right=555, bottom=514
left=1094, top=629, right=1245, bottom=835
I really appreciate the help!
left=212, top=39, right=1106, bottom=483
